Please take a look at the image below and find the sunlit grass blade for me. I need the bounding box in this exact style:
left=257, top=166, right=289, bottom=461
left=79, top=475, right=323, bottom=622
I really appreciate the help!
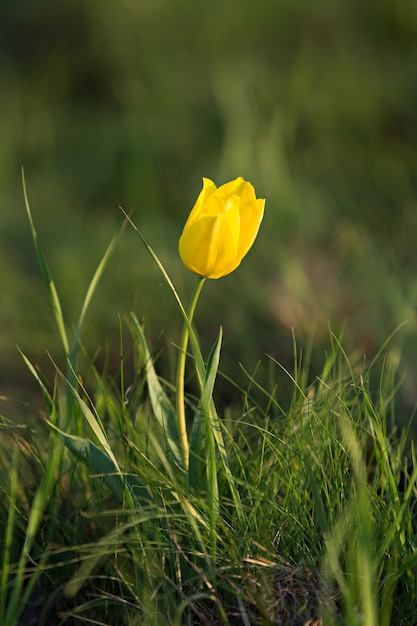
left=67, top=219, right=127, bottom=387
left=130, top=313, right=185, bottom=471
left=377, top=460, right=417, bottom=626
left=121, top=211, right=245, bottom=523
left=23, top=170, right=126, bottom=431
left=22, top=167, right=69, bottom=355
left=4, top=439, right=61, bottom=626
left=189, top=327, right=223, bottom=488
left=62, top=527, right=131, bottom=601
left=17, top=347, right=55, bottom=416
left=44, top=419, right=150, bottom=507
left=189, top=327, right=222, bottom=563
left=207, top=404, right=244, bottom=525
left=119, top=208, right=206, bottom=387
left=5, top=193, right=127, bottom=624
left=62, top=505, right=168, bottom=601
left=187, top=326, right=244, bottom=525
left=60, top=367, right=146, bottom=513
left=0, top=448, right=19, bottom=620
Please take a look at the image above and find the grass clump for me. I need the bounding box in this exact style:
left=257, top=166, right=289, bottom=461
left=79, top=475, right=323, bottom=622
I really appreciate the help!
left=0, top=185, right=416, bottom=625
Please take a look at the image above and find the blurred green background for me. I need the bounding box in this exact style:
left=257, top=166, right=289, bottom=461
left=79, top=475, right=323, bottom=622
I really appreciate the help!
left=1, top=0, right=416, bottom=420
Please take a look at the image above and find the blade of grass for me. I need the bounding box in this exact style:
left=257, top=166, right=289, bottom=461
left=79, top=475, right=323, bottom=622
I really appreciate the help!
left=189, top=327, right=222, bottom=564
left=4, top=429, right=60, bottom=626
left=56, top=362, right=143, bottom=513
left=121, top=210, right=244, bottom=521
left=22, top=167, right=69, bottom=356
left=44, top=419, right=151, bottom=507
left=189, top=328, right=223, bottom=481
left=62, top=509, right=166, bottom=600
left=130, top=313, right=184, bottom=471
left=67, top=219, right=127, bottom=389
left=9, top=190, right=127, bottom=623
left=119, top=208, right=206, bottom=388
left=0, top=447, right=19, bottom=620
left=17, top=347, right=55, bottom=416
left=23, top=169, right=126, bottom=430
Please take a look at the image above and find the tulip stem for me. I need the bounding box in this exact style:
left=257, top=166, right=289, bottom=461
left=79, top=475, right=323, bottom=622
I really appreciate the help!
left=176, top=275, right=206, bottom=471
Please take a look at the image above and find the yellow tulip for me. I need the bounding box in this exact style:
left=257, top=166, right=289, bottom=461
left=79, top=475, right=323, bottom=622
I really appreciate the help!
left=179, top=177, right=265, bottom=279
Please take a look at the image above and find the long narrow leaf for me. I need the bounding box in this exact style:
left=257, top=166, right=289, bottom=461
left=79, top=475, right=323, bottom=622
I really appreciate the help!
left=189, top=328, right=222, bottom=563
left=22, top=167, right=69, bottom=355
left=130, top=313, right=184, bottom=471
left=189, top=327, right=223, bottom=489
left=44, top=419, right=151, bottom=506
left=209, top=404, right=244, bottom=523
left=68, top=220, right=127, bottom=385
left=122, top=211, right=243, bottom=518
left=54, top=363, right=150, bottom=512
left=17, top=347, right=54, bottom=415
left=0, top=448, right=19, bottom=619
left=191, top=328, right=244, bottom=523
left=119, top=209, right=206, bottom=388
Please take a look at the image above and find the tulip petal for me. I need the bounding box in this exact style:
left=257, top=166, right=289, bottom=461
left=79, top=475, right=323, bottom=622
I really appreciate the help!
left=237, top=197, right=265, bottom=258
left=179, top=176, right=265, bottom=279
left=215, top=176, right=245, bottom=199
left=184, top=178, right=217, bottom=226
left=179, top=207, right=240, bottom=279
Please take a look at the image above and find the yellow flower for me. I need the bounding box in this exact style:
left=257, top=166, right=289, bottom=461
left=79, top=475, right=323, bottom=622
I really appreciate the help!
left=179, top=177, right=265, bottom=279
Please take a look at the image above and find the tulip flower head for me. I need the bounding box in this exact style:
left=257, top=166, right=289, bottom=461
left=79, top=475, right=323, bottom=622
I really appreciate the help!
left=179, top=177, right=265, bottom=279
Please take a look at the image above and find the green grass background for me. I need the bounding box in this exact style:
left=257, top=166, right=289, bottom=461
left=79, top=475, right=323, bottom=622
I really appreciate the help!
left=1, top=0, right=416, bottom=421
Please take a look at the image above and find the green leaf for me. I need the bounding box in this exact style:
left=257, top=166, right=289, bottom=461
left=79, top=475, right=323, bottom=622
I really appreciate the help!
left=22, top=167, right=69, bottom=356
left=130, top=313, right=185, bottom=471
left=44, top=420, right=151, bottom=507
left=17, top=348, right=55, bottom=416
left=190, top=327, right=244, bottom=523
left=120, top=210, right=207, bottom=389
left=189, top=327, right=223, bottom=563
left=67, top=221, right=127, bottom=388
left=189, top=327, right=222, bottom=489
